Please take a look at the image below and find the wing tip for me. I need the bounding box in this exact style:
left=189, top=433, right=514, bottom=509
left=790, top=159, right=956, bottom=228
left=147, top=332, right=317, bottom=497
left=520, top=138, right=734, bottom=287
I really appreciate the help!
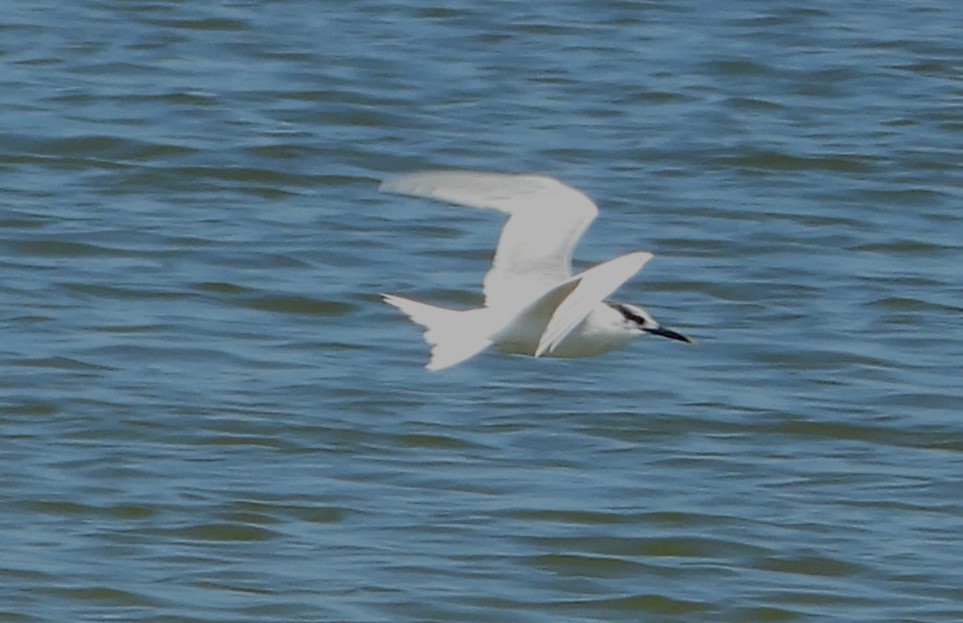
left=379, top=170, right=451, bottom=198
left=378, top=175, right=405, bottom=195
left=378, top=170, right=595, bottom=205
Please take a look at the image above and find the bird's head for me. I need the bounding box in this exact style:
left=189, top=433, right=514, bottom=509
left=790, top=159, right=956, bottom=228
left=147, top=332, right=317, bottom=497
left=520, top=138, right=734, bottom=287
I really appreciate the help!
left=611, top=303, right=695, bottom=344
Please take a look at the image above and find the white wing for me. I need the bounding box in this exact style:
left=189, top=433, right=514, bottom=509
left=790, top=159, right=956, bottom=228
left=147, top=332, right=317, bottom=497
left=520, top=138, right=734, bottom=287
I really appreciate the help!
left=535, top=251, right=653, bottom=357
left=380, top=170, right=598, bottom=309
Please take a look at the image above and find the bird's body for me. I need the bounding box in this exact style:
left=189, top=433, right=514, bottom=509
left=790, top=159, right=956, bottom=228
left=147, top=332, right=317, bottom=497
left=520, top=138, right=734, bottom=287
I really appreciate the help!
left=490, top=302, right=636, bottom=358
left=380, top=170, right=692, bottom=371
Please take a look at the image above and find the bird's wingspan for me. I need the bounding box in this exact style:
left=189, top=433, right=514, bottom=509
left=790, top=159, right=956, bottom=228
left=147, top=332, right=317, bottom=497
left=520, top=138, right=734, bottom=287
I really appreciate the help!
left=535, top=251, right=653, bottom=357
left=380, top=171, right=598, bottom=309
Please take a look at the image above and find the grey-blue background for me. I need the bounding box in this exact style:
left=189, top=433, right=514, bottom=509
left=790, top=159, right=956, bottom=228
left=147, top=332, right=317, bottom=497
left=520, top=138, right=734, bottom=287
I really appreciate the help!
left=2, top=1, right=961, bottom=621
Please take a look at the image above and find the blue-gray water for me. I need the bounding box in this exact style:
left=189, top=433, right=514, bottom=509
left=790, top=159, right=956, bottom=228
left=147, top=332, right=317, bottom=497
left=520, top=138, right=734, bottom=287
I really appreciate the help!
left=3, top=1, right=962, bottom=621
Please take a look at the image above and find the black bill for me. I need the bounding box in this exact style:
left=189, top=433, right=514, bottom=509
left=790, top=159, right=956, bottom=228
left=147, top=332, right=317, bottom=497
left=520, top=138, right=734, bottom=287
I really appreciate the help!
left=644, top=325, right=696, bottom=345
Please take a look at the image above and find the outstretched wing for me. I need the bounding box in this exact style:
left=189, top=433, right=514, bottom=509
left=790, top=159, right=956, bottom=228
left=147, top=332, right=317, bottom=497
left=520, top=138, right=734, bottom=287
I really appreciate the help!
left=535, top=251, right=653, bottom=357
left=380, top=170, right=598, bottom=309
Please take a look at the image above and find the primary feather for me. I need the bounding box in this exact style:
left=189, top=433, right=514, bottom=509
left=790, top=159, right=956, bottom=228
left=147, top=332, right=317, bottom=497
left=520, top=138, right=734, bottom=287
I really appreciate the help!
left=380, top=171, right=597, bottom=309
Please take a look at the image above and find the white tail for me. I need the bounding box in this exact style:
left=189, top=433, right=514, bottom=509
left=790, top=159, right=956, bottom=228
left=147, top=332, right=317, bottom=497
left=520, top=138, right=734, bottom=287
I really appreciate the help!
left=381, top=294, right=491, bottom=371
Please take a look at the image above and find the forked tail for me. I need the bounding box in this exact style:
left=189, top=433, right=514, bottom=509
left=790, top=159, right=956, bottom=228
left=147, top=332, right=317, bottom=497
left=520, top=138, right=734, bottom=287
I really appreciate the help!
left=381, top=294, right=491, bottom=371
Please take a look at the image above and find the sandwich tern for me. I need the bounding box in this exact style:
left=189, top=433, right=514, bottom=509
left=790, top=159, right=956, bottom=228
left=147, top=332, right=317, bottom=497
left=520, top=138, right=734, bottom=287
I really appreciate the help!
left=380, top=170, right=693, bottom=371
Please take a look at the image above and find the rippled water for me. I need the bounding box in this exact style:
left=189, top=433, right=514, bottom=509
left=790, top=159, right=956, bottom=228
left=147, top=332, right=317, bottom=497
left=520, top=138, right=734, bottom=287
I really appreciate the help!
left=3, top=1, right=962, bottom=621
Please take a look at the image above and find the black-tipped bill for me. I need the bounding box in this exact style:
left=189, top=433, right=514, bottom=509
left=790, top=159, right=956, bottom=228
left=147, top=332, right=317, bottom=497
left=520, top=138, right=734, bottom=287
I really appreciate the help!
left=644, top=325, right=695, bottom=345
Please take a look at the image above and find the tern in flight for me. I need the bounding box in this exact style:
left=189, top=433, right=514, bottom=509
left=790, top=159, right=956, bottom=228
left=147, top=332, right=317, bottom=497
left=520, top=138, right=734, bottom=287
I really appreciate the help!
left=380, top=170, right=693, bottom=371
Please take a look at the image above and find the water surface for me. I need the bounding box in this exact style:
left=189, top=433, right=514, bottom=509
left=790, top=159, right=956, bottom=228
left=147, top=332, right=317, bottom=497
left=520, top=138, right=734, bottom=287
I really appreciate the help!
left=2, top=1, right=962, bottom=621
